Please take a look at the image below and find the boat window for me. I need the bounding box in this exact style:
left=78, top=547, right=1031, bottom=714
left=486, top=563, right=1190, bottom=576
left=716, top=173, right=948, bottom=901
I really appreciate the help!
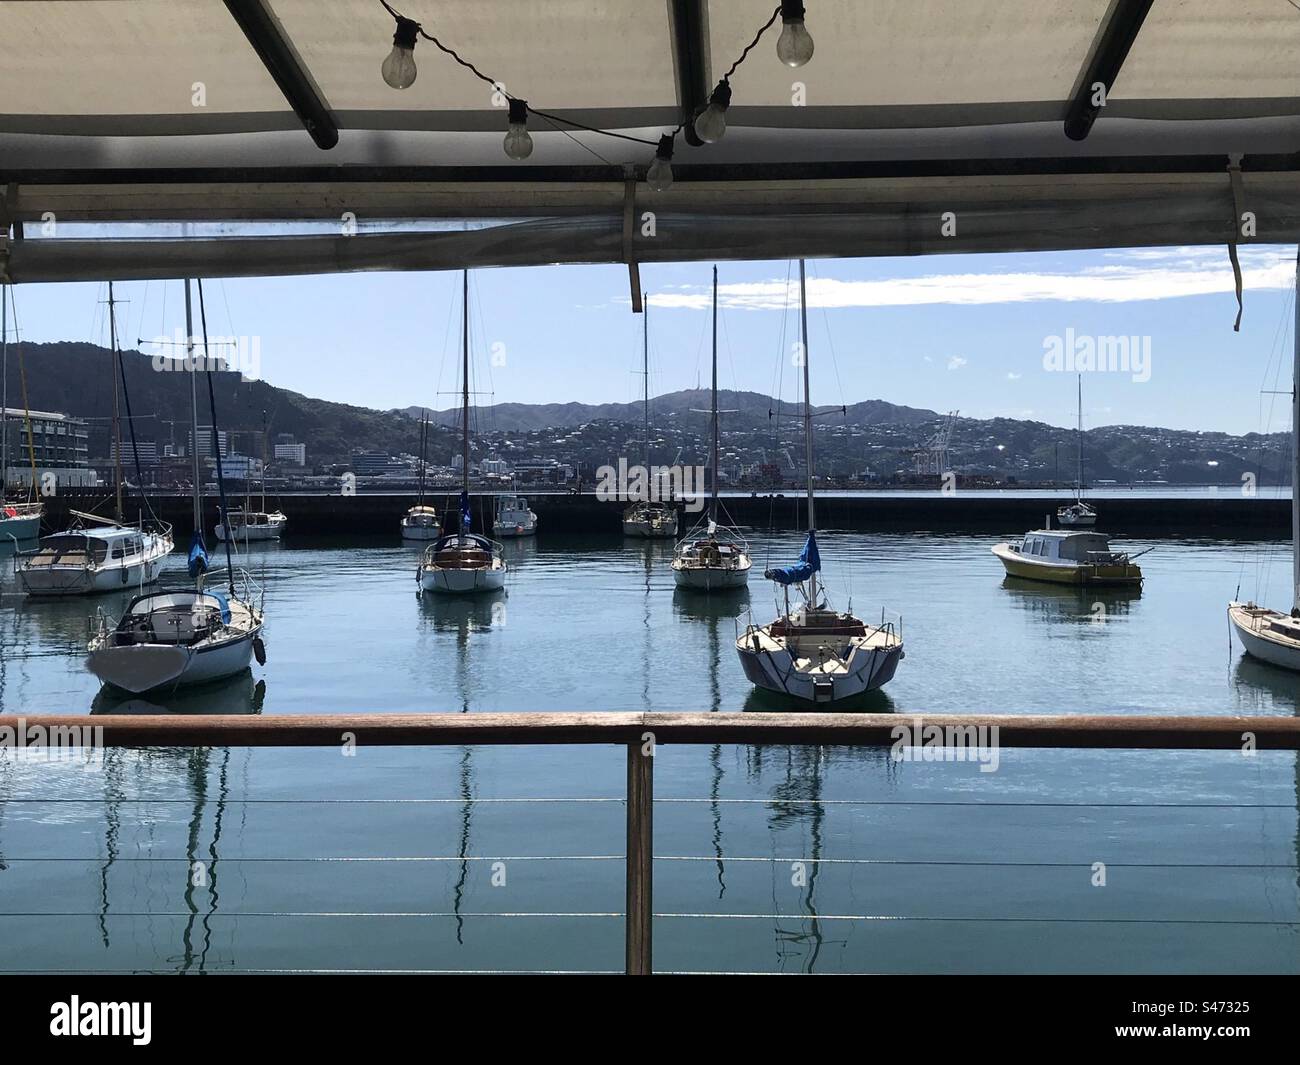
left=110, top=540, right=124, bottom=559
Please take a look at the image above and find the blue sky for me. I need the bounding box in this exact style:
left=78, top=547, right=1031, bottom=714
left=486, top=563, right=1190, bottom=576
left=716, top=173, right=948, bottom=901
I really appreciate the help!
left=5, top=243, right=1295, bottom=436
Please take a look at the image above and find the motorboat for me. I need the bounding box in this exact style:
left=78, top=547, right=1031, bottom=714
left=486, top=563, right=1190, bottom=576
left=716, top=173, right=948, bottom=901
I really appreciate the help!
left=17, top=513, right=172, bottom=596
left=493, top=493, right=537, bottom=537
left=992, top=527, right=1143, bottom=586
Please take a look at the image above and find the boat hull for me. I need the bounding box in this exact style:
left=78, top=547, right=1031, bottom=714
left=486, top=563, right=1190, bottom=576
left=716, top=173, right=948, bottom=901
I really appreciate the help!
left=419, top=564, right=507, bottom=594
left=20, top=551, right=169, bottom=597
left=623, top=519, right=677, bottom=539
left=735, top=627, right=904, bottom=703
left=1228, top=603, right=1300, bottom=672
left=992, top=543, right=1141, bottom=587
left=87, top=627, right=259, bottom=694
left=493, top=524, right=537, bottom=538
left=672, top=562, right=750, bottom=590
left=216, top=519, right=286, bottom=542
left=0, top=513, right=41, bottom=541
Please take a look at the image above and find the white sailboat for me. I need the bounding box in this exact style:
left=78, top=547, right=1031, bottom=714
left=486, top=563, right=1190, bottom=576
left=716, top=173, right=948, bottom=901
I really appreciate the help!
left=16, top=282, right=172, bottom=595
left=418, top=272, right=507, bottom=595
left=1, top=282, right=43, bottom=542
left=217, top=411, right=286, bottom=541
left=1229, top=246, right=1300, bottom=670
left=87, top=278, right=265, bottom=694
left=1057, top=374, right=1097, bottom=528
left=401, top=409, right=440, bottom=540
left=736, top=261, right=904, bottom=703
left=623, top=296, right=677, bottom=539
left=672, top=266, right=751, bottom=591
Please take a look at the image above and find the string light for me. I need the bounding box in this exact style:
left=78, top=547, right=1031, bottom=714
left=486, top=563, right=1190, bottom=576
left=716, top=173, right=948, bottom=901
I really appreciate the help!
left=503, top=98, right=534, bottom=160
left=376, top=2, right=810, bottom=182
left=381, top=15, right=419, bottom=89
left=777, top=0, right=814, bottom=67
left=647, top=135, right=675, bottom=192
left=694, top=80, right=732, bottom=144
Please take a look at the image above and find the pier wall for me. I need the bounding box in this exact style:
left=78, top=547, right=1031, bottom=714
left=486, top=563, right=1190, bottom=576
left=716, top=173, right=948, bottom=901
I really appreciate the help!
left=34, top=490, right=1289, bottom=538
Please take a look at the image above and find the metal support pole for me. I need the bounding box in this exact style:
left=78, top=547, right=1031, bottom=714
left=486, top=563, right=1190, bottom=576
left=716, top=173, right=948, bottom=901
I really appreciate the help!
left=625, top=740, right=654, bottom=975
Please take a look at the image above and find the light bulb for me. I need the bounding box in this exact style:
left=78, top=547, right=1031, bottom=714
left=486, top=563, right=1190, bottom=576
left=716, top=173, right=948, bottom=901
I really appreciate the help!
left=647, top=134, right=674, bottom=192
left=694, top=80, right=731, bottom=144
left=504, top=125, right=533, bottom=160
left=776, top=2, right=814, bottom=67
left=382, top=17, right=419, bottom=89
left=503, top=98, right=534, bottom=160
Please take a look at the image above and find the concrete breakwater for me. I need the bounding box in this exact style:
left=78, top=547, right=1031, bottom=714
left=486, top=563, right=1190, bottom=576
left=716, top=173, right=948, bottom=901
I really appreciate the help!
left=33, top=490, right=1289, bottom=538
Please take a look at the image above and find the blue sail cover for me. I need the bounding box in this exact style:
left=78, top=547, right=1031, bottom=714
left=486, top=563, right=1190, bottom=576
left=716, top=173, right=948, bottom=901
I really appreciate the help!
left=460, top=489, right=473, bottom=531
left=765, top=531, right=821, bottom=585
left=187, top=530, right=209, bottom=578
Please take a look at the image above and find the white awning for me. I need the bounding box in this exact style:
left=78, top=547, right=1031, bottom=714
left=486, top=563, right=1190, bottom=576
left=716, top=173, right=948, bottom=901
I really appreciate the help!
left=1, top=0, right=1298, bottom=280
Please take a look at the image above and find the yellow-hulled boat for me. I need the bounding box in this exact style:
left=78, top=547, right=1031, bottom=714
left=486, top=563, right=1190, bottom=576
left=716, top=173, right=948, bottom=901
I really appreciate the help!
left=992, top=529, right=1142, bottom=587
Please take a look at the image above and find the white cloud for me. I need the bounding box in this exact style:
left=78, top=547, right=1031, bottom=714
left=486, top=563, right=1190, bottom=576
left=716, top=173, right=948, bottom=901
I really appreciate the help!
left=646, top=246, right=1294, bottom=311
left=1006, top=371, right=1022, bottom=380
left=947, top=356, right=967, bottom=370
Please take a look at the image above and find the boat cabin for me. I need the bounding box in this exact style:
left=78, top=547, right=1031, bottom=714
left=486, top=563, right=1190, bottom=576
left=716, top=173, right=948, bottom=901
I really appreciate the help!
left=23, top=528, right=143, bottom=568
left=1014, top=530, right=1123, bottom=564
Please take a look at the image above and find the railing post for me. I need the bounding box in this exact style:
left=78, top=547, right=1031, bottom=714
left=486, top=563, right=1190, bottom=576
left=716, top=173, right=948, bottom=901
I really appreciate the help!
left=625, top=737, right=653, bottom=975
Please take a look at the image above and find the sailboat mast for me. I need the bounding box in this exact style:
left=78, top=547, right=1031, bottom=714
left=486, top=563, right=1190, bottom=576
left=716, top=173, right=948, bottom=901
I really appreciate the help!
left=417, top=411, right=427, bottom=505
left=1, top=284, right=7, bottom=495
left=1075, top=372, right=1084, bottom=503
left=184, top=280, right=202, bottom=540
left=1292, top=245, right=1299, bottom=613
left=461, top=271, right=470, bottom=504
left=643, top=294, right=650, bottom=472
left=261, top=408, right=269, bottom=512
left=108, top=281, right=123, bottom=522
left=710, top=266, right=719, bottom=523
left=799, top=259, right=816, bottom=605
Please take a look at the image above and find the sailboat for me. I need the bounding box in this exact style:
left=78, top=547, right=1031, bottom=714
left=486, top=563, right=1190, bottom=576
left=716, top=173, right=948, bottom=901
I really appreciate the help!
left=622, top=296, right=677, bottom=539
left=16, top=282, right=173, bottom=595
left=1229, top=246, right=1300, bottom=670
left=735, top=261, right=904, bottom=703
left=86, top=278, right=265, bottom=694
left=216, top=410, right=287, bottom=541
left=672, top=266, right=751, bottom=590
left=401, top=409, right=440, bottom=540
left=1057, top=373, right=1097, bottom=527
left=417, top=272, right=507, bottom=595
left=0, top=282, right=43, bottom=542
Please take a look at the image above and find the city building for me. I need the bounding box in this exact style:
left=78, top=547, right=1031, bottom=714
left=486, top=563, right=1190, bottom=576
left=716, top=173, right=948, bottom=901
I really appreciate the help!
left=1, top=406, right=93, bottom=488
left=274, top=441, right=307, bottom=466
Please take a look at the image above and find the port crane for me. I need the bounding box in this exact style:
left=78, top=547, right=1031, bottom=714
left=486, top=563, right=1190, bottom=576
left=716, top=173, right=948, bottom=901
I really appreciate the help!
left=911, top=410, right=959, bottom=476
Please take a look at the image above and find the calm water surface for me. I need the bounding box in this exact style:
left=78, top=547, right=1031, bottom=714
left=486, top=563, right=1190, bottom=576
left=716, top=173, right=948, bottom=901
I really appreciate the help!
left=0, top=530, right=1296, bottom=972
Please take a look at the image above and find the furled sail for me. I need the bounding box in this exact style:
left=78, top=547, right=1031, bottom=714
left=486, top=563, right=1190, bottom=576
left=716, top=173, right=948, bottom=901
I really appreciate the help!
left=764, top=531, right=821, bottom=585
left=187, top=529, right=209, bottom=578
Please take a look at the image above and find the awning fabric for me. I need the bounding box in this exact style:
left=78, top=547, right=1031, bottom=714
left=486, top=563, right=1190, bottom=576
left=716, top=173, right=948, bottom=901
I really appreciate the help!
left=2, top=1, right=1299, bottom=279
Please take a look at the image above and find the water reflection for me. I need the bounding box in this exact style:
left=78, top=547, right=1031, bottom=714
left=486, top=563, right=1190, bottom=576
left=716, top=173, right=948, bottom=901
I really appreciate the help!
left=418, top=590, right=506, bottom=712
left=999, top=577, right=1142, bottom=624
left=90, top=670, right=266, bottom=715
left=743, top=684, right=897, bottom=715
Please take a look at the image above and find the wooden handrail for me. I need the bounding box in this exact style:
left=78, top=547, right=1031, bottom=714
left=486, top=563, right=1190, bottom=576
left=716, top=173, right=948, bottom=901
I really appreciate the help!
left=3, top=713, right=1298, bottom=749
left=6, top=710, right=1294, bottom=975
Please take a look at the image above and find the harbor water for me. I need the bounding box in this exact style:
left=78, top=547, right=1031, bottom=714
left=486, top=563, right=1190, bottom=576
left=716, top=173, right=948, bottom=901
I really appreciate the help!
left=0, top=530, right=1297, bottom=973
